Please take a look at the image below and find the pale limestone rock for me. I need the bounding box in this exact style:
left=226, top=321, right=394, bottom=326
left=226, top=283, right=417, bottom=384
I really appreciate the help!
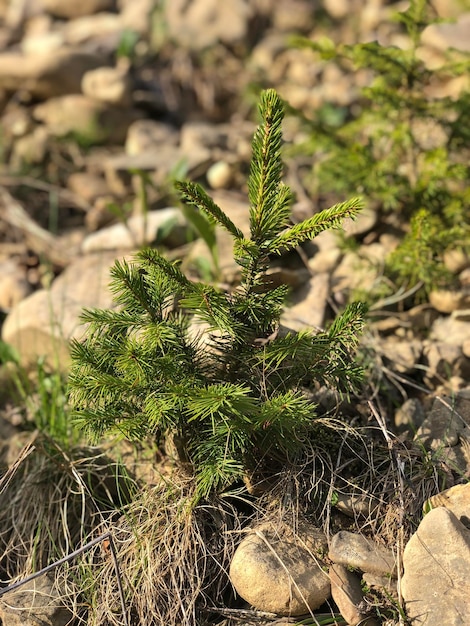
left=21, top=31, right=65, bottom=56
left=4, top=0, right=42, bottom=30
left=125, top=120, right=179, bottom=156
left=180, top=121, right=229, bottom=153
left=272, top=0, right=315, bottom=32
left=432, top=0, right=468, bottom=18
left=81, top=65, right=133, bottom=107
left=1, top=107, right=33, bottom=138
left=67, top=172, right=110, bottom=204
left=332, top=250, right=379, bottom=295
left=11, top=126, right=49, bottom=167
left=103, top=145, right=211, bottom=196
left=119, top=0, right=155, bottom=34
left=308, top=246, right=342, bottom=274
left=81, top=209, right=188, bottom=252
left=342, top=206, right=377, bottom=238
left=165, top=0, right=253, bottom=50
left=0, top=49, right=104, bottom=98
left=329, top=531, right=396, bottom=577
left=250, top=33, right=289, bottom=77
left=444, top=248, right=470, bottom=274
left=33, top=95, right=141, bottom=144
left=86, top=196, right=117, bottom=231
left=424, top=483, right=470, bottom=523
left=463, top=338, right=470, bottom=359
left=229, top=520, right=330, bottom=616
left=42, top=0, right=115, bottom=19
left=330, top=564, right=378, bottom=626
left=280, top=273, right=330, bottom=331
left=0, top=260, right=32, bottom=311
left=429, top=288, right=470, bottom=313
left=379, top=339, right=422, bottom=374
left=431, top=312, right=470, bottom=345
left=422, top=341, right=463, bottom=382
left=333, top=493, right=381, bottom=520
left=63, top=13, right=123, bottom=46
left=1, top=253, right=120, bottom=368
left=263, top=265, right=311, bottom=290
left=414, top=393, right=470, bottom=451
left=0, top=574, right=73, bottom=626
left=361, top=572, right=394, bottom=593
left=323, top=0, right=348, bottom=19
left=402, top=507, right=470, bottom=625
left=421, top=13, right=470, bottom=53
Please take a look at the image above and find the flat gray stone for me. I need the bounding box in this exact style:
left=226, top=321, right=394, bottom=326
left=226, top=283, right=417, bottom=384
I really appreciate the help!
left=329, top=531, right=396, bottom=577
left=0, top=574, right=72, bottom=626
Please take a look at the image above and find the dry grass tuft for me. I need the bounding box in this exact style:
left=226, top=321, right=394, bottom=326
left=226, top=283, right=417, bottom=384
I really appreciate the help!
left=0, top=407, right=451, bottom=626
left=92, top=476, right=243, bottom=625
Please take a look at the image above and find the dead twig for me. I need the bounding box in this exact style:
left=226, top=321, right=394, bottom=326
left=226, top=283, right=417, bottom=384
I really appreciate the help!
left=0, top=186, right=71, bottom=267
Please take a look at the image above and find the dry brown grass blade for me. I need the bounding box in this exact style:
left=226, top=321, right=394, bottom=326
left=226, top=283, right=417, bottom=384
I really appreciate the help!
left=0, top=434, right=37, bottom=496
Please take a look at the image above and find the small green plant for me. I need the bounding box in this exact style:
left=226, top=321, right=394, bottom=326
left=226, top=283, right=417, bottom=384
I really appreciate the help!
left=2, top=353, right=80, bottom=448
left=68, top=89, right=366, bottom=502
left=292, top=0, right=470, bottom=299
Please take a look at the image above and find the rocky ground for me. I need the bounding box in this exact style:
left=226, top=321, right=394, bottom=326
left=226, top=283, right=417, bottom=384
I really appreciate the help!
left=0, top=0, right=470, bottom=625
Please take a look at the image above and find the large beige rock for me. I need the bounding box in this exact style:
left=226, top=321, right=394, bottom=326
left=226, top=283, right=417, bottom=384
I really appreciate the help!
left=0, top=574, right=72, bottom=626
left=43, top=0, right=116, bottom=19
left=21, top=31, right=65, bottom=56
left=2, top=253, right=120, bottom=368
left=0, top=49, right=104, bottom=98
left=33, top=95, right=141, bottom=144
left=402, top=507, right=470, bottom=625
left=229, top=520, right=330, bottom=616
left=431, top=311, right=470, bottom=345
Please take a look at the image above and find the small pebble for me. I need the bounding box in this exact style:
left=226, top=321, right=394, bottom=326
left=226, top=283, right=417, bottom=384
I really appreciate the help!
left=206, top=161, right=232, bottom=189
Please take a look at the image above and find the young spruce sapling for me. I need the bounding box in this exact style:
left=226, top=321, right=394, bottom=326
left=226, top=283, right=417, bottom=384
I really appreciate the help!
left=68, top=89, right=366, bottom=502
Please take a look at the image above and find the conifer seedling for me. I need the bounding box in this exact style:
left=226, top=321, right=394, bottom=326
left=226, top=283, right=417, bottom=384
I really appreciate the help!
left=291, top=0, right=470, bottom=299
left=68, top=89, right=366, bottom=502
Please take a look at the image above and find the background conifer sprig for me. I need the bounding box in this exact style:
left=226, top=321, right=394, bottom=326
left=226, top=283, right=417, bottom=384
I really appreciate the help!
left=291, top=0, right=470, bottom=301
left=68, top=88, right=366, bottom=502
